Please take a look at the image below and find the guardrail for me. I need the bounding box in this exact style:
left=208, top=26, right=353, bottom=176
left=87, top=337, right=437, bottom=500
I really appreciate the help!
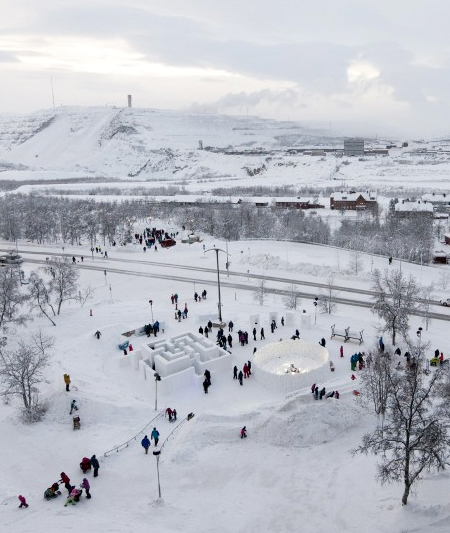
left=103, top=411, right=164, bottom=457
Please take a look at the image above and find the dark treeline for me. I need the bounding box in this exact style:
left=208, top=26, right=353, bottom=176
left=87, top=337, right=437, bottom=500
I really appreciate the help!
left=0, top=194, right=433, bottom=262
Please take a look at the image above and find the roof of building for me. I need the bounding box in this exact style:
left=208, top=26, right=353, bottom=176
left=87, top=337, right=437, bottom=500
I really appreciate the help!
left=422, top=193, right=450, bottom=203
left=330, top=192, right=377, bottom=201
left=394, top=200, right=434, bottom=212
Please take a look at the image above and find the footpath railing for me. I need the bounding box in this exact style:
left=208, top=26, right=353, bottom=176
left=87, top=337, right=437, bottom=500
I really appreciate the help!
left=103, top=411, right=164, bottom=457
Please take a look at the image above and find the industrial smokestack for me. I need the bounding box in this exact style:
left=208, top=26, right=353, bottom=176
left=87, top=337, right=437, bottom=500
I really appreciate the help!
left=127, top=95, right=132, bottom=108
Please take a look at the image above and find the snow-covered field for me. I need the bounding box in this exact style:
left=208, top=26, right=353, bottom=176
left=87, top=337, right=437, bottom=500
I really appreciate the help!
left=1, top=235, right=450, bottom=533
left=1, top=107, right=450, bottom=532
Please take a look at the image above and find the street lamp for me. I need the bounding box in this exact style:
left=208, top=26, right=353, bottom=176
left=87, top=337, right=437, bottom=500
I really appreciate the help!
left=313, top=297, right=319, bottom=325
left=417, top=327, right=423, bottom=349
left=149, top=300, right=154, bottom=322
left=152, top=413, right=195, bottom=499
left=153, top=450, right=162, bottom=498
left=154, top=372, right=161, bottom=411
left=204, top=247, right=229, bottom=323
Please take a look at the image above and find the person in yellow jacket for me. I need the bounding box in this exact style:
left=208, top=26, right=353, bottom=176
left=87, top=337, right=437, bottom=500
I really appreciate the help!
left=64, top=373, right=71, bottom=392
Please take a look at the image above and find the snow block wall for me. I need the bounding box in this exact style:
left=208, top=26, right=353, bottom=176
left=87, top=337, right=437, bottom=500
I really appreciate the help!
left=253, top=339, right=329, bottom=393
left=125, top=333, right=232, bottom=394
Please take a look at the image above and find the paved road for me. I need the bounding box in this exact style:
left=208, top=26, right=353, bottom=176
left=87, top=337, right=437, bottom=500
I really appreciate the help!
left=9, top=248, right=450, bottom=323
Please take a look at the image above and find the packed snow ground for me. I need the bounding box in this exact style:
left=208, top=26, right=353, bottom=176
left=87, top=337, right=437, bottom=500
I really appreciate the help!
left=1, top=235, right=450, bottom=533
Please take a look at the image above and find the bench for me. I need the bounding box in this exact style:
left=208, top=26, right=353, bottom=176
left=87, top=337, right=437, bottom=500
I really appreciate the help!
left=331, top=325, right=364, bottom=345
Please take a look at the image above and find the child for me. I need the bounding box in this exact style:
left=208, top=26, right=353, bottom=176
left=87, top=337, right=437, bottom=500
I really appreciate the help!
left=18, top=495, right=28, bottom=508
left=240, top=426, right=247, bottom=439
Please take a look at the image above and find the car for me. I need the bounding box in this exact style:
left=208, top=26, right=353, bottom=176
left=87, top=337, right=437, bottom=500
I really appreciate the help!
left=0, top=251, right=23, bottom=265
left=440, top=298, right=450, bottom=307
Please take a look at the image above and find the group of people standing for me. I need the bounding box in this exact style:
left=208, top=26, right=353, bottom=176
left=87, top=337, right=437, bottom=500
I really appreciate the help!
left=233, top=360, right=252, bottom=385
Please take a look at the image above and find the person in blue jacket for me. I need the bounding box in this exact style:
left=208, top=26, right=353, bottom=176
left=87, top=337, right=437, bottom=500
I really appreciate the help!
left=141, top=435, right=151, bottom=454
left=151, top=427, right=160, bottom=446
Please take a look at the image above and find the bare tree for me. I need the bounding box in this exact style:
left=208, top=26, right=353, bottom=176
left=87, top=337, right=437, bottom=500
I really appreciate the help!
left=284, top=284, right=301, bottom=310
left=45, top=257, right=80, bottom=315
left=0, top=266, right=28, bottom=332
left=319, top=274, right=338, bottom=314
left=28, top=272, right=56, bottom=326
left=0, top=330, right=53, bottom=419
left=348, top=249, right=364, bottom=275
left=420, top=282, right=435, bottom=331
left=76, top=285, right=95, bottom=307
left=354, top=340, right=450, bottom=506
left=358, top=346, right=393, bottom=430
left=371, top=268, right=420, bottom=346
left=438, top=271, right=450, bottom=290
left=254, top=279, right=268, bottom=306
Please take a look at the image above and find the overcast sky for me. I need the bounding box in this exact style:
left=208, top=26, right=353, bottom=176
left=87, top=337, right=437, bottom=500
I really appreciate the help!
left=1, top=1, right=448, bottom=135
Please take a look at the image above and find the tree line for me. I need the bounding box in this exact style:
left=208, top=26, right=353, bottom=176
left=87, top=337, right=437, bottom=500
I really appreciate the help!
left=0, top=194, right=434, bottom=262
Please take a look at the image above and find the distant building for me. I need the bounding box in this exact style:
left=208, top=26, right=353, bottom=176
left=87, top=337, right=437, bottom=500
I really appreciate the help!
left=432, top=251, right=448, bottom=264
left=394, top=199, right=434, bottom=217
left=421, top=192, right=450, bottom=210
left=275, top=197, right=325, bottom=210
left=330, top=191, right=378, bottom=211
left=344, top=138, right=364, bottom=156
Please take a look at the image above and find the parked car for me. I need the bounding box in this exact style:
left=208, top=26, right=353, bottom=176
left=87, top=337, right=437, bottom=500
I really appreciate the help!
left=0, top=251, right=23, bottom=265
left=440, top=298, right=450, bottom=307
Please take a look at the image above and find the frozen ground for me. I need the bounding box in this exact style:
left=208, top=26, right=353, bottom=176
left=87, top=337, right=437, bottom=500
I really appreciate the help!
left=1, top=234, right=450, bottom=533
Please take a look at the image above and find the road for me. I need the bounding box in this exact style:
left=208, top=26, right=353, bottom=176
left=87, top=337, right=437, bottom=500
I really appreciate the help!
left=6, top=248, right=450, bottom=323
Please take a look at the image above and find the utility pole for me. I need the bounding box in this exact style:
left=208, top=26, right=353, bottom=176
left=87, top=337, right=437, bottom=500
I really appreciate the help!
left=204, top=248, right=229, bottom=323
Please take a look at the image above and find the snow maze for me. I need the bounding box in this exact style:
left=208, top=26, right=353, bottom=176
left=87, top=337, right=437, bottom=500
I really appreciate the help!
left=253, top=339, right=329, bottom=392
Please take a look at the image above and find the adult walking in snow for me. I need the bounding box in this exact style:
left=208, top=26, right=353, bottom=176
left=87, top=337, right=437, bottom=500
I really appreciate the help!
left=151, top=427, right=160, bottom=446
left=141, top=435, right=151, bottom=454
left=227, top=334, right=233, bottom=348
left=81, top=478, right=91, bottom=499
left=204, top=325, right=209, bottom=338
left=95, top=330, right=101, bottom=339
left=203, top=379, right=210, bottom=394
left=228, top=320, right=234, bottom=332
left=63, top=374, right=71, bottom=392
left=253, top=328, right=257, bottom=341
left=204, top=369, right=211, bottom=386
left=59, top=472, right=72, bottom=494
left=90, top=455, right=100, bottom=477
left=240, top=426, right=247, bottom=439
left=238, top=370, right=243, bottom=386
left=165, top=407, right=173, bottom=421
left=247, top=360, right=252, bottom=375
left=233, top=366, right=238, bottom=379
left=243, top=363, right=249, bottom=379
left=261, top=327, right=265, bottom=340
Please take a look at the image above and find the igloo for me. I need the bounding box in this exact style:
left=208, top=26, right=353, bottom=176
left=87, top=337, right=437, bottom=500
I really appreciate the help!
left=253, top=339, right=329, bottom=392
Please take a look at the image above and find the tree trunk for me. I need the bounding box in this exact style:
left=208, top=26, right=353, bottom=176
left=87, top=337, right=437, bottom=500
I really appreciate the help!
left=402, top=449, right=410, bottom=505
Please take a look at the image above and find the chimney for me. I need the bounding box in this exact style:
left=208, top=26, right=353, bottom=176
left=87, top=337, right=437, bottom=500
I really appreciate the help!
left=127, top=95, right=132, bottom=108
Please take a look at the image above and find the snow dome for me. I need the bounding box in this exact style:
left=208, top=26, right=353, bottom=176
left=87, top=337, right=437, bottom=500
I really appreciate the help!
left=253, top=339, right=329, bottom=392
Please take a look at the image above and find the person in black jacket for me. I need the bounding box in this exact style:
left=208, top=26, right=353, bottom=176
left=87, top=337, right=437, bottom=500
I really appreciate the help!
left=90, top=455, right=100, bottom=477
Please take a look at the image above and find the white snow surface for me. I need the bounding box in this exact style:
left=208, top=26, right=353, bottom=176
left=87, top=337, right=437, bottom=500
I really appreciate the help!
left=0, top=235, right=449, bottom=533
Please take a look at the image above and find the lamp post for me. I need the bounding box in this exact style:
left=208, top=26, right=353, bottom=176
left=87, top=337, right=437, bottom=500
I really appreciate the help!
left=417, top=327, right=423, bottom=350
left=204, top=248, right=229, bottom=323
left=149, top=300, right=154, bottom=322
left=153, top=450, right=162, bottom=498
left=313, top=297, right=319, bottom=325
left=154, top=372, right=161, bottom=411
left=152, top=413, right=195, bottom=499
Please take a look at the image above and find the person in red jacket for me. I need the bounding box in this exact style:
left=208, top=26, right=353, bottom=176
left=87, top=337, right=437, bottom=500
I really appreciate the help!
left=18, top=495, right=28, bottom=508
left=240, top=426, right=247, bottom=439
left=243, top=363, right=249, bottom=379
left=79, top=457, right=91, bottom=473
left=60, top=472, right=72, bottom=494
